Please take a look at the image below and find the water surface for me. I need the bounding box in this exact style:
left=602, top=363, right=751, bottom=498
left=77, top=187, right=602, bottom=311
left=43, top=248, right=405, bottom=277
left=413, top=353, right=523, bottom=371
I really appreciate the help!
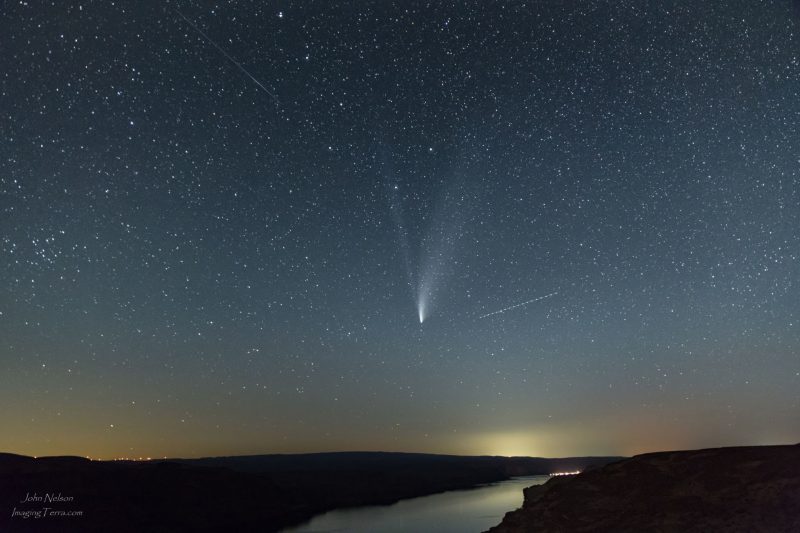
left=283, top=475, right=548, bottom=533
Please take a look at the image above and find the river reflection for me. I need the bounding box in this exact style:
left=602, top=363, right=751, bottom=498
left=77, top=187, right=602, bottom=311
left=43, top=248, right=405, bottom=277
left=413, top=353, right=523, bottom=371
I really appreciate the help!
left=283, top=475, right=549, bottom=533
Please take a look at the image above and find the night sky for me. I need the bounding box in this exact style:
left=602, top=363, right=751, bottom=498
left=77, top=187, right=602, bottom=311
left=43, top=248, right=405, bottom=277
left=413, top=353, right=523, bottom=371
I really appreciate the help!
left=2, top=1, right=799, bottom=460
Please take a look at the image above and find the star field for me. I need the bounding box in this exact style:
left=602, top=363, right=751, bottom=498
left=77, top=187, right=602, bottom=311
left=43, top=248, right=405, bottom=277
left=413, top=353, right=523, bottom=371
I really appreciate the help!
left=1, top=1, right=799, bottom=459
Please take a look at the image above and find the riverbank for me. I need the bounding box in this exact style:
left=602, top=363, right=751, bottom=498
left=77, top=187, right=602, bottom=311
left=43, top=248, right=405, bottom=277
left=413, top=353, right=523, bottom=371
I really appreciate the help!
left=487, top=443, right=800, bottom=532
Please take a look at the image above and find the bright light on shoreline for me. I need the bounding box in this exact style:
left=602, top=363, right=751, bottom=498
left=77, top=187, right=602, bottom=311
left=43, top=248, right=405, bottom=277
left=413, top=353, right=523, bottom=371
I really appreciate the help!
left=549, top=470, right=581, bottom=476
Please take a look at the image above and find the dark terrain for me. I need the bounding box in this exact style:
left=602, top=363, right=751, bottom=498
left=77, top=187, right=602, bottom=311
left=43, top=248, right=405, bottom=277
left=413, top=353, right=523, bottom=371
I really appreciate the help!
left=488, top=443, right=800, bottom=533
left=0, top=451, right=619, bottom=532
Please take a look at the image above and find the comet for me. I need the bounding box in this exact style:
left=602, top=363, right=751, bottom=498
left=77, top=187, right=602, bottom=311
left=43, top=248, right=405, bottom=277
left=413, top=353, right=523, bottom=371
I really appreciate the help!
left=416, top=277, right=434, bottom=324
left=478, top=292, right=558, bottom=319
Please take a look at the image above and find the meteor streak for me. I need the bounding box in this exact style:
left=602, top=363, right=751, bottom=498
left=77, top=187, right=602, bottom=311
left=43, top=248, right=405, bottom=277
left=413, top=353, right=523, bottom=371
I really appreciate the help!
left=479, top=292, right=558, bottom=319
left=175, top=9, right=278, bottom=103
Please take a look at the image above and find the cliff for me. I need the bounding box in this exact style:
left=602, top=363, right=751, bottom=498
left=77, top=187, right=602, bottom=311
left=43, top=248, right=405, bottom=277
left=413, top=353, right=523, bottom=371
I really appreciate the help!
left=487, top=444, right=800, bottom=532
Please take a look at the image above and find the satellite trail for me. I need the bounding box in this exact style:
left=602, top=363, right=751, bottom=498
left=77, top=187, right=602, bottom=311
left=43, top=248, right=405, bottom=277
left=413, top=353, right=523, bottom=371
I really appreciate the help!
left=175, top=9, right=278, bottom=103
left=479, top=292, right=558, bottom=319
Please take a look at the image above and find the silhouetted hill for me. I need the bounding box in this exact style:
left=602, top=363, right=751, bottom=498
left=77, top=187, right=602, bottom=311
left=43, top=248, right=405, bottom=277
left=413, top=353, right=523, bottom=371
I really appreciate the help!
left=487, top=444, right=800, bottom=532
left=169, top=450, right=618, bottom=474
left=0, top=451, right=620, bottom=532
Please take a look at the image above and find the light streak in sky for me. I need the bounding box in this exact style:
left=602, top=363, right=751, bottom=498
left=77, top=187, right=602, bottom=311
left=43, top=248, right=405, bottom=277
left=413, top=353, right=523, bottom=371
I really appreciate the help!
left=479, top=292, right=558, bottom=319
left=175, top=9, right=279, bottom=103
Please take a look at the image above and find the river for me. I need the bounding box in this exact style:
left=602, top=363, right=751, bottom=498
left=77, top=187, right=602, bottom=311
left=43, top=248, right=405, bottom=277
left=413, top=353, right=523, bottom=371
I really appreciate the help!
left=282, top=475, right=549, bottom=533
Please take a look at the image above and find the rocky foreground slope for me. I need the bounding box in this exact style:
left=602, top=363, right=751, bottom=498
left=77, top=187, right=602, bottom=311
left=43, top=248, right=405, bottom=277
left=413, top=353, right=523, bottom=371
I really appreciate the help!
left=488, top=444, right=800, bottom=533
